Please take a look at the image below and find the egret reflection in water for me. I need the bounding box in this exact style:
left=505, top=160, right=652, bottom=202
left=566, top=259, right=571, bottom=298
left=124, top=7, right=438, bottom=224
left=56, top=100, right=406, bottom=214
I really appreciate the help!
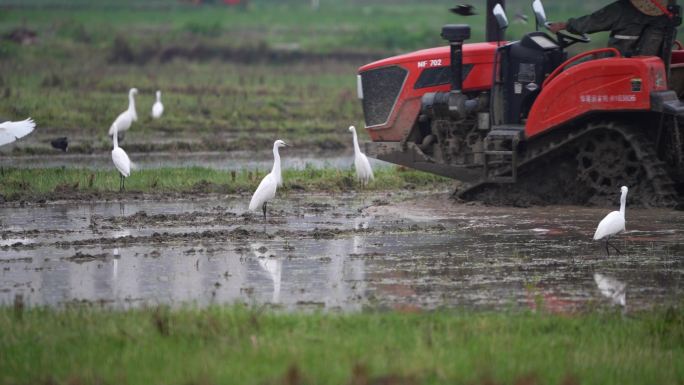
left=252, top=242, right=282, bottom=303
left=594, top=273, right=627, bottom=307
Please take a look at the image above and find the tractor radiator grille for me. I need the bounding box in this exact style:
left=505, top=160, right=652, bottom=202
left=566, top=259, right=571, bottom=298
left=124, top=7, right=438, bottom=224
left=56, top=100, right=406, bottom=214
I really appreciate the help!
left=360, top=66, right=407, bottom=127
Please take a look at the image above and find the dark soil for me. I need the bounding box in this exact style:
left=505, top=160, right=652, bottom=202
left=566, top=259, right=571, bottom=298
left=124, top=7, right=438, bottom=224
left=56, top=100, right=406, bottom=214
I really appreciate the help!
left=109, top=41, right=387, bottom=66
left=63, top=251, right=110, bottom=264
left=5, top=137, right=347, bottom=156
left=459, top=155, right=594, bottom=207
left=0, top=190, right=228, bottom=207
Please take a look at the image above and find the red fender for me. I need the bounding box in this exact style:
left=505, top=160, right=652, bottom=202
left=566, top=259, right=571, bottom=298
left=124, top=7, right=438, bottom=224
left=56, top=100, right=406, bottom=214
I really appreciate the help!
left=542, top=48, right=621, bottom=89
left=525, top=55, right=667, bottom=138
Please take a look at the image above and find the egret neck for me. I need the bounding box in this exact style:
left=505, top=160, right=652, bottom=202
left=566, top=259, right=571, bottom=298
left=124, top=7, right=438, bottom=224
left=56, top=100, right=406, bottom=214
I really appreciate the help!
left=128, top=90, right=137, bottom=120
left=619, top=188, right=627, bottom=216
left=351, top=127, right=361, bottom=155
left=272, top=141, right=282, bottom=186
left=112, top=128, right=119, bottom=149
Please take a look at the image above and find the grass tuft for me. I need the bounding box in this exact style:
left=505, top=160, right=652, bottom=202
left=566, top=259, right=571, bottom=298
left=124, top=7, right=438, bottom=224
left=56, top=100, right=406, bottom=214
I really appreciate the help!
left=0, top=166, right=451, bottom=202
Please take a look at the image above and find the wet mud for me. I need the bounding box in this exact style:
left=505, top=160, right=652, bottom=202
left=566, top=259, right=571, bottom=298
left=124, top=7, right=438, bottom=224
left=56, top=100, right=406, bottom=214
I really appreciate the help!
left=3, top=136, right=349, bottom=157
left=1, top=150, right=360, bottom=170
left=1, top=192, right=682, bottom=312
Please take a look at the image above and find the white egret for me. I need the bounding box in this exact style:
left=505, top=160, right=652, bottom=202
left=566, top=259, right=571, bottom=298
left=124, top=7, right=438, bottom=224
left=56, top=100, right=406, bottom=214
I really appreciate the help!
left=0, top=118, right=36, bottom=147
left=593, top=186, right=628, bottom=255
left=111, top=126, right=131, bottom=191
left=593, top=273, right=626, bottom=307
left=349, top=125, right=374, bottom=185
left=249, top=140, right=288, bottom=219
left=151, top=90, right=164, bottom=119
left=108, top=88, right=138, bottom=138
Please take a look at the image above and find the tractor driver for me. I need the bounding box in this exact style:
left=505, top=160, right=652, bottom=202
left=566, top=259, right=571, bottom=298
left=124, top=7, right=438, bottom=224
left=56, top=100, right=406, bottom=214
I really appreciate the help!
left=547, top=0, right=670, bottom=57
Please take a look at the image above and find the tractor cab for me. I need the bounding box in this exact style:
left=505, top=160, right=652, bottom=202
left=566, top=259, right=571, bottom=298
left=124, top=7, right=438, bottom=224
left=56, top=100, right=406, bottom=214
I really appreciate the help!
left=486, top=0, right=684, bottom=136
left=492, top=30, right=565, bottom=125
left=491, top=0, right=598, bottom=126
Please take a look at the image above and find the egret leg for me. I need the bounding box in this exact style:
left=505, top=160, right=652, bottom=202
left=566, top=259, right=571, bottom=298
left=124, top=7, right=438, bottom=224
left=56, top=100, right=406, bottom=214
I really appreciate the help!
left=604, top=239, right=610, bottom=256
left=607, top=240, right=622, bottom=255
left=262, top=202, right=267, bottom=219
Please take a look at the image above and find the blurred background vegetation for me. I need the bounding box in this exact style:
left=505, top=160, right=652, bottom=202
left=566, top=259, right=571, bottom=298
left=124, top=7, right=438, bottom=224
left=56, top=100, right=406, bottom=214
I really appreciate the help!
left=0, top=0, right=616, bottom=156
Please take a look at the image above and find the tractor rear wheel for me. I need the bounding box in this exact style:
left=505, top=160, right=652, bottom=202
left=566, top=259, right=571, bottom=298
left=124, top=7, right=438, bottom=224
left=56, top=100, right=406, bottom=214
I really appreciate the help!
left=573, top=123, right=678, bottom=207
left=458, top=122, right=679, bottom=207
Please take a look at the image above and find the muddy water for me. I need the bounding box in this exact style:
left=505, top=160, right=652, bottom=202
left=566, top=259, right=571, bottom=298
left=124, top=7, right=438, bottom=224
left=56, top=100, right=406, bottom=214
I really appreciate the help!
left=1, top=192, right=682, bottom=312
left=2, top=150, right=388, bottom=171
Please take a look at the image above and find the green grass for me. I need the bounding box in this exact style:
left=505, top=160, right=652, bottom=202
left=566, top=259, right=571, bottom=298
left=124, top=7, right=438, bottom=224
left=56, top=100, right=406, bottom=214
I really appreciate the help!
left=0, top=166, right=451, bottom=201
left=0, top=0, right=609, bottom=52
left=0, top=305, right=683, bottom=385
left=0, top=57, right=364, bottom=154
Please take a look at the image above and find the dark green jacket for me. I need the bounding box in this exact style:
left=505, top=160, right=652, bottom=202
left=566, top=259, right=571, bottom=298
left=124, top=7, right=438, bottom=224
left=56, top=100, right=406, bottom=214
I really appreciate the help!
left=567, top=0, right=669, bottom=56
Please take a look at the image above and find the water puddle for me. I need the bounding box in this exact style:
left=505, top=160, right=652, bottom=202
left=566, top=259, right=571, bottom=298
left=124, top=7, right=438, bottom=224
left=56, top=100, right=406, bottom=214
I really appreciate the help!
left=1, top=193, right=682, bottom=312
left=2, top=150, right=389, bottom=171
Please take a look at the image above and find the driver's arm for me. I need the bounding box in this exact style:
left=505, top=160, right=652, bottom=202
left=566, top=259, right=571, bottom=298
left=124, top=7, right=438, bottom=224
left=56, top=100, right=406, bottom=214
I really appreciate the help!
left=565, top=1, right=621, bottom=35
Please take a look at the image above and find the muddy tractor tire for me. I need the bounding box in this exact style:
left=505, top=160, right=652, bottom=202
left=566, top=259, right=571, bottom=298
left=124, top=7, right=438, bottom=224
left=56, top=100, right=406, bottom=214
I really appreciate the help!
left=573, top=124, right=678, bottom=207
left=461, top=122, right=679, bottom=207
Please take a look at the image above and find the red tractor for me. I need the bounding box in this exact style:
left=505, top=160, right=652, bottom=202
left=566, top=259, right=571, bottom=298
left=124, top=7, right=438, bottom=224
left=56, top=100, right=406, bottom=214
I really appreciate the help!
left=357, top=0, right=684, bottom=207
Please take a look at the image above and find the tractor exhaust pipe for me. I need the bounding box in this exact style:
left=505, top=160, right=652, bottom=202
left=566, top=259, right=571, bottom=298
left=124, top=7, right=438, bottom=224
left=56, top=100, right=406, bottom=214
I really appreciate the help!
left=441, top=24, right=471, bottom=92
left=421, top=24, right=480, bottom=121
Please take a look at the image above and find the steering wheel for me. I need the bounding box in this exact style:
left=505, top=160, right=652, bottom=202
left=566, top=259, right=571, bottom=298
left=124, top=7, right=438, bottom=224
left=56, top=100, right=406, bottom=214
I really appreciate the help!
left=545, top=22, right=591, bottom=47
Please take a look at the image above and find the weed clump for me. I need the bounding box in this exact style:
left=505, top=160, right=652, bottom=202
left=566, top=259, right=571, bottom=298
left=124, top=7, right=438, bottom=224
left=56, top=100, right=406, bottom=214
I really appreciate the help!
left=109, top=36, right=135, bottom=64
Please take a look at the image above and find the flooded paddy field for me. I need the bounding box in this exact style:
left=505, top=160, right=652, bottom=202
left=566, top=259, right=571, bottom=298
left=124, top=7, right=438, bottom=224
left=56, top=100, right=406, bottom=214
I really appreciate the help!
left=0, top=150, right=387, bottom=171
left=1, top=192, right=682, bottom=312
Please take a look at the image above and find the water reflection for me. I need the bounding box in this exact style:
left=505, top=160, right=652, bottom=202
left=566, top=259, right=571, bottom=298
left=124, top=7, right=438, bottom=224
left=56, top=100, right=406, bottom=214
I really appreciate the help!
left=0, top=197, right=682, bottom=311
left=2, top=151, right=388, bottom=172
left=253, top=242, right=282, bottom=303
left=594, top=273, right=627, bottom=307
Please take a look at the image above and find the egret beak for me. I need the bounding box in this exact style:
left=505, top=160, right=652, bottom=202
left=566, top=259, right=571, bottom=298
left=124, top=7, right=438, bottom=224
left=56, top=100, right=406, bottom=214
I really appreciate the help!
left=283, top=142, right=290, bottom=147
